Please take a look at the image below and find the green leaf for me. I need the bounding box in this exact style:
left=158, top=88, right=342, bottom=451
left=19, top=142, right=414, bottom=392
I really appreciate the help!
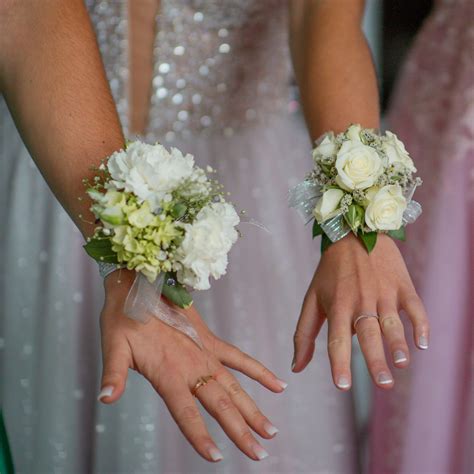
left=388, top=227, right=406, bottom=241
left=359, top=231, right=378, bottom=253
left=162, top=273, right=193, bottom=309
left=320, top=233, right=333, bottom=253
left=312, top=220, right=323, bottom=238
left=171, top=202, right=187, bottom=220
left=83, top=238, right=119, bottom=263
left=344, top=204, right=364, bottom=233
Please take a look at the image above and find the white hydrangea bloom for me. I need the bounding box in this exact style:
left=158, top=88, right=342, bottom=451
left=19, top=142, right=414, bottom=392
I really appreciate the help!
left=176, top=202, right=240, bottom=290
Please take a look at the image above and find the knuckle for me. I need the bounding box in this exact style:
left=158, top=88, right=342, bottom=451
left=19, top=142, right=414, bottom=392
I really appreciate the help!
left=358, top=326, right=380, bottom=341
left=328, top=336, right=346, bottom=349
left=239, top=430, right=254, bottom=444
left=380, top=315, right=402, bottom=331
left=404, top=293, right=422, bottom=308
left=178, top=405, right=201, bottom=423
left=216, top=397, right=233, bottom=412
left=228, top=382, right=242, bottom=396
left=259, top=366, right=272, bottom=380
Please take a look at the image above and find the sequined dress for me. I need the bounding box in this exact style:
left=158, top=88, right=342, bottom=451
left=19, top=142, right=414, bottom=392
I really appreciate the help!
left=0, top=1, right=358, bottom=473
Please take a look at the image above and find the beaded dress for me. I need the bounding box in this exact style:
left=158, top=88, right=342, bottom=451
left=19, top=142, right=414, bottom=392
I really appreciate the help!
left=0, top=1, right=358, bottom=472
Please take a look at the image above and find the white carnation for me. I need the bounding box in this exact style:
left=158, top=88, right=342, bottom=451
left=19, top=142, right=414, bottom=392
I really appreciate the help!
left=365, top=184, right=407, bottom=231
left=335, top=140, right=384, bottom=190
left=382, top=131, right=416, bottom=172
left=176, top=202, right=240, bottom=290
left=107, top=142, right=195, bottom=211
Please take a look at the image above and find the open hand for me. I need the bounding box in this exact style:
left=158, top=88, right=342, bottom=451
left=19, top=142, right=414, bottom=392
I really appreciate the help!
left=98, top=271, right=286, bottom=462
left=292, top=233, right=429, bottom=390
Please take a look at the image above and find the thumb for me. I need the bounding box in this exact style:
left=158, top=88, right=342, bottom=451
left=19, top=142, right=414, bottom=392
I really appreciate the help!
left=292, top=291, right=325, bottom=373
left=98, top=342, right=131, bottom=404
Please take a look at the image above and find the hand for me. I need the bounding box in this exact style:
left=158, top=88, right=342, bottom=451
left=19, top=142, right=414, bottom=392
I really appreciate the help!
left=292, top=233, right=429, bottom=390
left=98, top=271, right=286, bottom=462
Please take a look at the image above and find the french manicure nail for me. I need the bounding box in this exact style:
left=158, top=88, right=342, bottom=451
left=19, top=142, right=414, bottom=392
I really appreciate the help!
left=276, top=379, right=288, bottom=390
left=393, top=350, right=408, bottom=364
left=97, top=386, right=114, bottom=401
left=208, top=447, right=223, bottom=462
left=336, top=376, right=351, bottom=389
left=377, top=373, right=393, bottom=385
left=291, top=360, right=296, bottom=371
left=263, top=421, right=279, bottom=437
left=252, top=444, right=269, bottom=460
left=418, top=335, right=429, bottom=349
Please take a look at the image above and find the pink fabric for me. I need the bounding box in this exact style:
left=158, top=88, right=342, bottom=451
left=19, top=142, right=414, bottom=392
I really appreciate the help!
left=370, top=1, right=474, bottom=473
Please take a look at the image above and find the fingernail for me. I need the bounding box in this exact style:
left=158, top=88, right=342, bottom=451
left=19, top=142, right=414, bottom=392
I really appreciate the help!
left=393, top=350, right=408, bottom=364
left=276, top=379, right=288, bottom=390
left=336, top=376, right=351, bottom=389
left=208, top=446, right=223, bottom=462
left=418, top=335, right=429, bottom=349
left=252, top=444, right=269, bottom=460
left=263, top=421, right=279, bottom=437
left=377, top=373, right=393, bottom=385
left=97, top=386, right=114, bottom=401
left=291, top=360, right=296, bottom=371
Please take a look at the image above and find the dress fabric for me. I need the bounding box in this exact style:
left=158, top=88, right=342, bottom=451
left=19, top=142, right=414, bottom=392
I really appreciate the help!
left=370, top=1, right=474, bottom=473
left=0, top=1, right=359, bottom=473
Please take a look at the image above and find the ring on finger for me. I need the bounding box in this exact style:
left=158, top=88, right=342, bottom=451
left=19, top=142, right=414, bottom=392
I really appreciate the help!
left=191, top=375, right=214, bottom=397
left=353, top=313, right=379, bottom=330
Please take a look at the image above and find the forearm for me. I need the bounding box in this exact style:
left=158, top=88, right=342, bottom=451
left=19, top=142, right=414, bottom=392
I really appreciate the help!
left=0, top=0, right=125, bottom=238
left=289, top=0, right=380, bottom=140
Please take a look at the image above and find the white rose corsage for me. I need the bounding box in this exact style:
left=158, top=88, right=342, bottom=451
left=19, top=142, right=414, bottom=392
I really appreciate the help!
left=83, top=141, right=239, bottom=317
left=289, top=124, right=422, bottom=253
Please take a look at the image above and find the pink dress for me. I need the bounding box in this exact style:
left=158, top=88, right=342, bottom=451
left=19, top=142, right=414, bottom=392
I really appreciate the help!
left=370, top=1, right=474, bottom=472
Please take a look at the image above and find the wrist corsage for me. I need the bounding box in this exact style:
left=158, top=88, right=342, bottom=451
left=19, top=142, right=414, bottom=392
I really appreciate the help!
left=82, top=141, right=239, bottom=340
left=289, top=124, right=422, bottom=253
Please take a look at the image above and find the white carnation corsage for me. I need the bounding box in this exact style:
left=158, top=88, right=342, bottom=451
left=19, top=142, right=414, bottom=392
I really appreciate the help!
left=83, top=141, right=239, bottom=342
left=289, top=124, right=422, bottom=253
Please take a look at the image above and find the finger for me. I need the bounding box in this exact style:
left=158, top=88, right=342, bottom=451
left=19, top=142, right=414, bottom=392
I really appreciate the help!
left=160, top=378, right=224, bottom=463
left=99, top=340, right=131, bottom=403
left=355, top=316, right=394, bottom=389
left=401, top=292, right=429, bottom=350
left=292, top=290, right=326, bottom=373
left=196, top=380, right=269, bottom=461
left=216, top=342, right=287, bottom=393
left=378, top=301, right=410, bottom=368
left=327, top=311, right=353, bottom=391
left=213, top=367, right=278, bottom=440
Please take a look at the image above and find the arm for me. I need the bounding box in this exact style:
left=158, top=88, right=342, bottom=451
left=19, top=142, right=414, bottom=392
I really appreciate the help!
left=289, top=0, right=379, bottom=138
left=289, top=0, right=429, bottom=389
left=0, top=0, right=124, bottom=238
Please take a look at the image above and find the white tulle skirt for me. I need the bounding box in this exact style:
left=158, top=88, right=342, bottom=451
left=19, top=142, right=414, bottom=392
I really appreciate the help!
left=0, top=100, right=358, bottom=473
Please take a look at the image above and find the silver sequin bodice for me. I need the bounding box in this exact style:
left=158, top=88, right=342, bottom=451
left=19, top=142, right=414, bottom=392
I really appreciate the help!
left=87, top=0, right=292, bottom=142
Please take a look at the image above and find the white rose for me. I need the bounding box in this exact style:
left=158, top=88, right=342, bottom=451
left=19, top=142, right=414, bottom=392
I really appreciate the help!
left=176, top=202, right=240, bottom=290
left=382, top=131, right=416, bottom=172
left=313, top=134, right=337, bottom=161
left=346, top=124, right=363, bottom=142
left=335, top=140, right=384, bottom=190
left=313, top=189, right=344, bottom=223
left=365, top=184, right=407, bottom=231
left=107, top=142, right=195, bottom=211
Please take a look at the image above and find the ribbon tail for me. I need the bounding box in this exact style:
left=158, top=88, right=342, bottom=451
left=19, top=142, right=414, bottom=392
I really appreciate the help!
left=124, top=273, right=203, bottom=349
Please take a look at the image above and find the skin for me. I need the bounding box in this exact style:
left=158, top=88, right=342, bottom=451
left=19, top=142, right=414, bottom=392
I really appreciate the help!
left=289, top=0, right=429, bottom=390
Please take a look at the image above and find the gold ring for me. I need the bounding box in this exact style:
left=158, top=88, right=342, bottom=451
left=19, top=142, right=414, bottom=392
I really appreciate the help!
left=353, top=313, right=379, bottom=330
left=191, top=375, right=214, bottom=397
